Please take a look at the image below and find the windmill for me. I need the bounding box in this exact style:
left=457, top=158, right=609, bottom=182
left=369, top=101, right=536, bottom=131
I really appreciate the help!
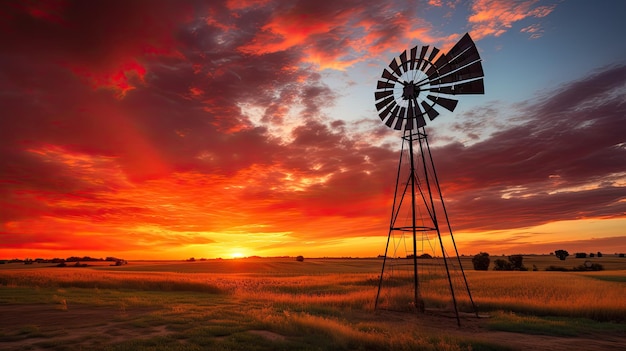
left=373, top=33, right=484, bottom=325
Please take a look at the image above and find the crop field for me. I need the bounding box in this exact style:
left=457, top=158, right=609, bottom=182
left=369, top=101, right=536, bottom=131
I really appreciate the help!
left=1, top=256, right=625, bottom=350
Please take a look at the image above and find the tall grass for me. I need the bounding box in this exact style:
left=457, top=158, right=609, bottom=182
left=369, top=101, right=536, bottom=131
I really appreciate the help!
left=2, top=261, right=623, bottom=350
left=1, top=263, right=625, bottom=322
left=466, top=271, right=626, bottom=321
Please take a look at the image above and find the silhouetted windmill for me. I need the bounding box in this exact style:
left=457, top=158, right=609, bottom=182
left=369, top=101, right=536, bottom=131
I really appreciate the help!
left=373, top=33, right=484, bottom=325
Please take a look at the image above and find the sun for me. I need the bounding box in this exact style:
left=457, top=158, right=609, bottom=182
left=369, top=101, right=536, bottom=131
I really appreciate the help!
left=231, top=252, right=244, bottom=259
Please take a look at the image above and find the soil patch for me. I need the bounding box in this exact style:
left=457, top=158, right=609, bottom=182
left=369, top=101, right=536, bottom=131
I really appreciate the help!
left=1, top=304, right=624, bottom=350
left=0, top=304, right=166, bottom=350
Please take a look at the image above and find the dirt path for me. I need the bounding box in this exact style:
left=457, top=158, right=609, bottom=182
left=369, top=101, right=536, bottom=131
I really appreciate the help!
left=366, top=310, right=626, bottom=351
left=1, top=304, right=624, bottom=350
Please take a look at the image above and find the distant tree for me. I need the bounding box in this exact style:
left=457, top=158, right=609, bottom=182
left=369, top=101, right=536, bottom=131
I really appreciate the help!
left=620, top=253, right=625, bottom=258
left=597, top=252, right=603, bottom=258
left=187, top=257, right=196, bottom=262
left=589, top=253, right=595, bottom=258
left=491, top=255, right=527, bottom=271
left=493, top=259, right=512, bottom=271
left=575, top=252, right=587, bottom=258
left=472, top=252, right=490, bottom=271
left=418, top=253, right=433, bottom=259
left=295, top=255, right=304, bottom=262
left=508, top=255, right=527, bottom=271
left=554, top=250, right=569, bottom=261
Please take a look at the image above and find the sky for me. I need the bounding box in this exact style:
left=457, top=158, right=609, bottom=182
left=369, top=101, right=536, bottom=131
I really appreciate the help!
left=1, top=0, right=625, bottom=260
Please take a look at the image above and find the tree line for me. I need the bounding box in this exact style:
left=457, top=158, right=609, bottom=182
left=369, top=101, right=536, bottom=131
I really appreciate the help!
left=470, top=250, right=620, bottom=272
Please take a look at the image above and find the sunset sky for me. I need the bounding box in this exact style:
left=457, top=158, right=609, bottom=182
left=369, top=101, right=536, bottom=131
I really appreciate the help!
left=1, top=0, right=625, bottom=260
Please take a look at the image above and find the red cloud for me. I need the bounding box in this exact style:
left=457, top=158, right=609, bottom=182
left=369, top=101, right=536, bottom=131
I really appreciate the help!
left=1, top=1, right=620, bottom=259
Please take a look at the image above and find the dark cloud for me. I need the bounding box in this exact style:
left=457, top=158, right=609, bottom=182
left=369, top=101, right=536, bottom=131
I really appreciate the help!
left=433, top=64, right=626, bottom=231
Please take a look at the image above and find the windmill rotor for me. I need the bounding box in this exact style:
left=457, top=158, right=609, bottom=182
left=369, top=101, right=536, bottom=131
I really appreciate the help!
left=374, top=33, right=484, bottom=131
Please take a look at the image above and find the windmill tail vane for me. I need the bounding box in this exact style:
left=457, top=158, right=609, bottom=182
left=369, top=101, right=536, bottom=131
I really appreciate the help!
left=374, top=33, right=484, bottom=132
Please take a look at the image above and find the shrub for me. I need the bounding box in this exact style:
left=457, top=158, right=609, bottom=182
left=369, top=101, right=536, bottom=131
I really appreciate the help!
left=575, top=253, right=587, bottom=258
left=545, top=265, right=569, bottom=271
left=573, top=262, right=604, bottom=271
left=597, top=252, right=603, bottom=257
left=295, top=256, right=304, bottom=262
left=472, top=252, right=490, bottom=270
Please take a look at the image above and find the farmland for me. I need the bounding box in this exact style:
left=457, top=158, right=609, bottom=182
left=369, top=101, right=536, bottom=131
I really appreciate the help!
left=1, top=256, right=625, bottom=350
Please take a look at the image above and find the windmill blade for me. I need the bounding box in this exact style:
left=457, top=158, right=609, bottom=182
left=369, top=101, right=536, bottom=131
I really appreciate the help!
left=417, top=45, right=429, bottom=69
left=388, top=58, right=402, bottom=76
left=452, top=78, right=485, bottom=95
left=375, top=89, right=394, bottom=101
left=421, top=46, right=440, bottom=71
left=427, top=95, right=458, bottom=112
left=438, top=60, right=484, bottom=84
left=375, top=95, right=395, bottom=111
left=454, top=78, right=484, bottom=94
left=378, top=100, right=397, bottom=121
left=413, top=103, right=427, bottom=128
left=426, top=54, right=452, bottom=82
left=448, top=45, right=480, bottom=69
left=446, top=33, right=475, bottom=61
left=420, top=100, right=440, bottom=121
left=429, top=79, right=484, bottom=95
left=409, top=46, right=418, bottom=70
left=426, top=53, right=447, bottom=78
left=394, top=107, right=406, bottom=130
left=385, top=104, right=401, bottom=128
left=399, top=50, right=409, bottom=73
left=381, top=69, right=399, bottom=82
left=419, top=46, right=431, bottom=71
left=427, top=47, right=440, bottom=62
left=377, top=80, right=395, bottom=89
left=429, top=33, right=480, bottom=81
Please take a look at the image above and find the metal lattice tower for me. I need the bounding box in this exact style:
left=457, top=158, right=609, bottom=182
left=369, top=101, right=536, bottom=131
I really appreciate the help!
left=373, top=33, right=484, bottom=325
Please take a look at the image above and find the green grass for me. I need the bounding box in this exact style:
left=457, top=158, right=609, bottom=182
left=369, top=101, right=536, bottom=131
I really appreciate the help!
left=581, top=274, right=626, bottom=283
left=1, top=257, right=625, bottom=350
left=486, top=311, right=626, bottom=337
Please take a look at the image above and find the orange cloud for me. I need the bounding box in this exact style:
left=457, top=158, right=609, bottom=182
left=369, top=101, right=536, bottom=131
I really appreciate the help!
left=468, top=0, right=556, bottom=40
left=238, top=3, right=450, bottom=70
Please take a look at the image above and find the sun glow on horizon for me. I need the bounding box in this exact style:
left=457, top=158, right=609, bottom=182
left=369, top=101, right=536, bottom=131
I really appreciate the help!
left=231, top=251, right=245, bottom=259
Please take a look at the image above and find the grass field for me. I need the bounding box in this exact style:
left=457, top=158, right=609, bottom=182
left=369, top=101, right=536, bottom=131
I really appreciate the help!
left=1, top=256, right=625, bottom=350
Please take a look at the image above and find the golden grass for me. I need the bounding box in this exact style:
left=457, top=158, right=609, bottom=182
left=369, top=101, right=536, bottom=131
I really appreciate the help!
left=2, top=260, right=624, bottom=350
left=1, top=260, right=625, bottom=322
left=466, top=270, right=626, bottom=321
